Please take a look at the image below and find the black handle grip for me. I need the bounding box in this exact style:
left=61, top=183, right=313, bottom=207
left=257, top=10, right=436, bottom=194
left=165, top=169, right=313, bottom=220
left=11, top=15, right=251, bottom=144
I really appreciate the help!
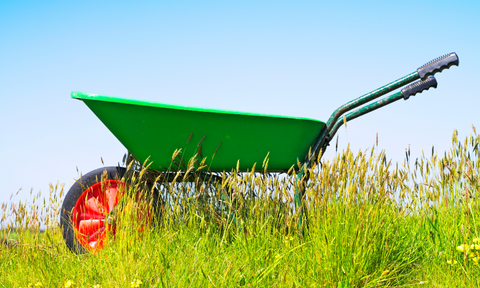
left=401, top=76, right=437, bottom=100
left=417, top=52, right=459, bottom=80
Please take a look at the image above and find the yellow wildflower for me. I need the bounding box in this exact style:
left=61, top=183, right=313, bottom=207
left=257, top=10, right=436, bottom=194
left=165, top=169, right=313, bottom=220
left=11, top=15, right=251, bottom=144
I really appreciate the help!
left=284, top=235, right=294, bottom=246
left=64, top=280, right=76, bottom=288
left=447, top=260, right=458, bottom=265
left=456, top=244, right=468, bottom=253
left=130, top=279, right=142, bottom=288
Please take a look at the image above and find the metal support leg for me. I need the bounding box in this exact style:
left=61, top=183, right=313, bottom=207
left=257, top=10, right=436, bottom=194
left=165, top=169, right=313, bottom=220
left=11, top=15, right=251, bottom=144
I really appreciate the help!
left=294, top=165, right=308, bottom=237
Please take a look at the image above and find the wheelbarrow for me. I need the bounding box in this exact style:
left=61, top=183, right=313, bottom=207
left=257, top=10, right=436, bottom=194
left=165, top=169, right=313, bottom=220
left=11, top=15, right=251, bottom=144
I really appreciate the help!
left=61, top=52, right=459, bottom=253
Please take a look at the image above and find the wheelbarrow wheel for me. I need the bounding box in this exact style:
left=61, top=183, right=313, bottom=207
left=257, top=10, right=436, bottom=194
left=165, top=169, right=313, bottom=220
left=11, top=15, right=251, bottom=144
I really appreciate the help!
left=60, top=166, right=132, bottom=253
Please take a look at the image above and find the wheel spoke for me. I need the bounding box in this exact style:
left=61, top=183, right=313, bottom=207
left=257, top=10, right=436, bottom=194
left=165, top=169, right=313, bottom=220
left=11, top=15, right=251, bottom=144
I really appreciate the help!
left=88, top=226, right=106, bottom=242
left=105, top=186, right=120, bottom=212
left=84, top=196, right=107, bottom=215
left=78, top=219, right=105, bottom=235
left=76, top=212, right=105, bottom=221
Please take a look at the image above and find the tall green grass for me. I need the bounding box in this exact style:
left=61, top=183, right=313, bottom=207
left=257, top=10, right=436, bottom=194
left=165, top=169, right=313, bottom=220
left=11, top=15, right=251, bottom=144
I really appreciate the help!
left=0, top=128, right=479, bottom=287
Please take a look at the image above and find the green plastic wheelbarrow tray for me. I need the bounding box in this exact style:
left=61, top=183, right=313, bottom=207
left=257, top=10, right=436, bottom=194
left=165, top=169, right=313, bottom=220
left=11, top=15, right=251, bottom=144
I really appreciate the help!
left=61, top=53, right=459, bottom=253
left=72, top=91, right=325, bottom=172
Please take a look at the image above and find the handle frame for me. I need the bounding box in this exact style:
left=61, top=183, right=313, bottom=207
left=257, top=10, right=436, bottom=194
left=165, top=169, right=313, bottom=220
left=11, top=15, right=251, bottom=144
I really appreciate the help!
left=304, top=53, right=458, bottom=168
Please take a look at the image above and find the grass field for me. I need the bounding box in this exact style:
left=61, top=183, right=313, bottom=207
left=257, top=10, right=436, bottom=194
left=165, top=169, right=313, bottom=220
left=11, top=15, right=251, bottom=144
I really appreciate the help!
left=1, top=128, right=479, bottom=287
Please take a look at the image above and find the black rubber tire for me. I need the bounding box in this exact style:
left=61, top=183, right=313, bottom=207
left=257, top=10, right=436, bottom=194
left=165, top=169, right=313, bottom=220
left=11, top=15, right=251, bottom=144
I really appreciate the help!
left=60, top=166, right=126, bottom=254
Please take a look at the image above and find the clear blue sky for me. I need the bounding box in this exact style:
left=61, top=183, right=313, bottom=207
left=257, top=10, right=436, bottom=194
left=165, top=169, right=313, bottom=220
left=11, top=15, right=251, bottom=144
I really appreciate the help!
left=1, top=0, right=478, bottom=205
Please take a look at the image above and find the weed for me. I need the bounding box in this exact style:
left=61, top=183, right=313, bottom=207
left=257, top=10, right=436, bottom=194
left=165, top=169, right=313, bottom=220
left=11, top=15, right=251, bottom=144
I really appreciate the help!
left=0, top=127, right=479, bottom=287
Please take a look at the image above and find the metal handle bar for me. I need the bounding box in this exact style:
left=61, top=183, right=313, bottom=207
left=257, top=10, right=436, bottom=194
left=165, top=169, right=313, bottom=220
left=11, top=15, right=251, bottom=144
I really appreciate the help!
left=324, top=72, right=418, bottom=136
left=328, top=77, right=438, bottom=140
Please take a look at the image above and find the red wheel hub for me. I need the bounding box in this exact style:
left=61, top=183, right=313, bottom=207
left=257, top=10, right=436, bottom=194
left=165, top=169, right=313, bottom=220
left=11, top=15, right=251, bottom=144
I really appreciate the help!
left=72, top=180, right=126, bottom=251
